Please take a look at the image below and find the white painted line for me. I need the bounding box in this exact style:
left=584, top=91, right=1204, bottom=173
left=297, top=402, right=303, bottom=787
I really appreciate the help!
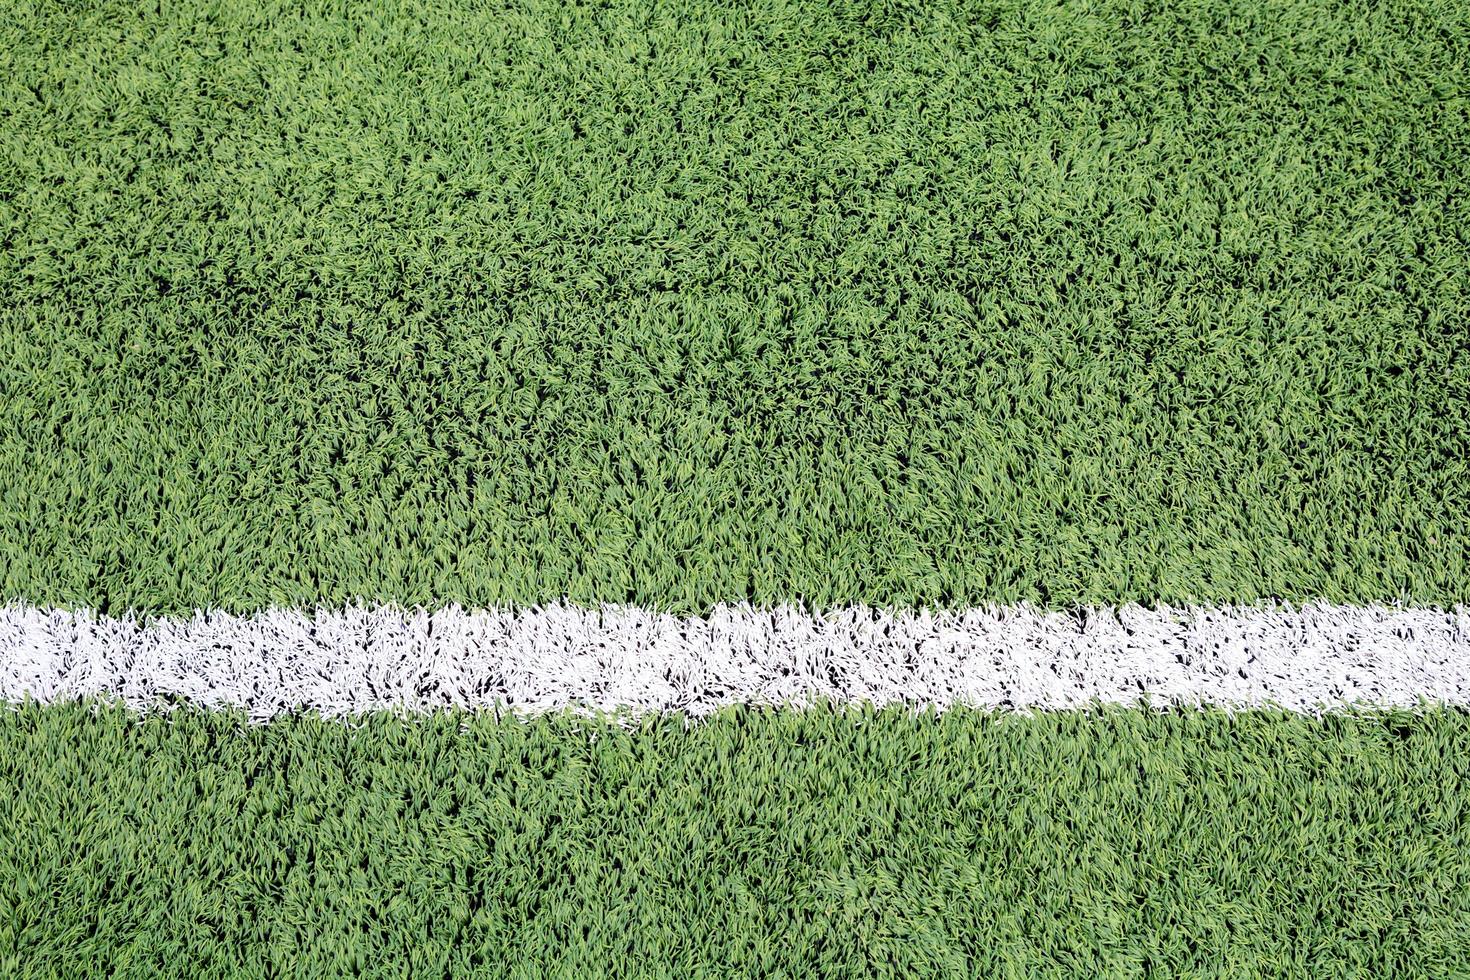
left=2, top=603, right=1467, bottom=719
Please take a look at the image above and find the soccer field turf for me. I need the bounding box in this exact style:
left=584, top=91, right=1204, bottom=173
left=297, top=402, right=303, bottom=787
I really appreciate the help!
left=4, top=705, right=1470, bottom=978
left=3, top=0, right=1469, bottom=974
left=3, top=0, right=1468, bottom=612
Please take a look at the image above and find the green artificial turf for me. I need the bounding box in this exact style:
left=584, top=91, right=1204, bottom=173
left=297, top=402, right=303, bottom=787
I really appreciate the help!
left=0, top=704, right=1465, bottom=977
left=3, top=0, right=1470, bottom=613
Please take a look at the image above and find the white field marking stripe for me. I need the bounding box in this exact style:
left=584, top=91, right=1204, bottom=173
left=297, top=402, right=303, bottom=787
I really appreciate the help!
left=1, top=602, right=1468, bottom=720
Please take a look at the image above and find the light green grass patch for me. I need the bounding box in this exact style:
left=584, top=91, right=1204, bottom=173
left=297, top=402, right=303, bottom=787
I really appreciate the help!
left=3, top=0, right=1469, bottom=613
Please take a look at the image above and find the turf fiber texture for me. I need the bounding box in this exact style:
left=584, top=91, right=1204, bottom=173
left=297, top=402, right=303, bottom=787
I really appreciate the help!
left=4, top=704, right=1470, bottom=978
left=5, top=2, right=1470, bottom=975
left=3, top=0, right=1469, bottom=614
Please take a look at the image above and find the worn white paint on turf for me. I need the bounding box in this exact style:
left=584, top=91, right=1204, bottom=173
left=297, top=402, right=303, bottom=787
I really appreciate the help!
left=2, top=603, right=1468, bottom=719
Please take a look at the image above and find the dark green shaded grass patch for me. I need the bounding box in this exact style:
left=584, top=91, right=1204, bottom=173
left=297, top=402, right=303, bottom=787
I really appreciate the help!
left=3, top=0, right=1470, bottom=612
left=2, top=704, right=1468, bottom=977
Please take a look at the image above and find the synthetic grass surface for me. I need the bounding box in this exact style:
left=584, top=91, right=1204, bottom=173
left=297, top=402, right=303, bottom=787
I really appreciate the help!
left=1, top=705, right=1467, bottom=978
left=4, top=0, right=1470, bottom=613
